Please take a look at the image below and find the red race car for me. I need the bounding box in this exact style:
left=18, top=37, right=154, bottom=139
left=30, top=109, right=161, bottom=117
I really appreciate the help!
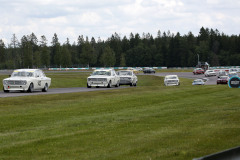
left=217, top=76, right=229, bottom=84
left=193, top=68, right=205, bottom=75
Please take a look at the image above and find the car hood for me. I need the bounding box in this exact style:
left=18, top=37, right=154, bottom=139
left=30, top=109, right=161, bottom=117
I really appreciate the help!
left=88, top=75, right=111, bottom=79
left=3, top=77, right=31, bottom=81
left=165, top=78, right=179, bottom=81
left=118, top=75, right=132, bottom=78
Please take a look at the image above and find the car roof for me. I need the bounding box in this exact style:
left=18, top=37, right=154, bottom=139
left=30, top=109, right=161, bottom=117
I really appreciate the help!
left=13, top=69, right=40, bottom=72
left=94, top=69, right=113, bottom=71
left=118, top=70, right=132, bottom=72
left=219, top=76, right=228, bottom=78
left=165, top=75, right=178, bottom=77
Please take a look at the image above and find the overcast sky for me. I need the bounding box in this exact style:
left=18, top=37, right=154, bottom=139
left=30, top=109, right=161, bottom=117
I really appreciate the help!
left=0, top=0, right=240, bottom=45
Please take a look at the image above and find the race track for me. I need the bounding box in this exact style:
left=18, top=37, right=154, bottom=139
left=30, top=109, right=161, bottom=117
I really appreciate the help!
left=0, top=86, right=129, bottom=98
left=154, top=72, right=219, bottom=85
left=1, top=71, right=234, bottom=98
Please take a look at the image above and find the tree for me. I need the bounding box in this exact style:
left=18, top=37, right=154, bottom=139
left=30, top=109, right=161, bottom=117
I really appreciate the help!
left=80, top=41, right=96, bottom=67
left=21, top=36, right=33, bottom=68
left=53, top=43, right=61, bottom=67
left=51, top=33, right=60, bottom=66
left=120, top=53, right=126, bottom=67
left=0, top=40, right=5, bottom=68
left=61, top=45, right=72, bottom=67
left=40, top=35, right=50, bottom=68
left=9, top=34, right=21, bottom=68
left=100, top=46, right=116, bottom=67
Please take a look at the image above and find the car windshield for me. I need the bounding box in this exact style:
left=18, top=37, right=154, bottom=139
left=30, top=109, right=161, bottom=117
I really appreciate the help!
left=166, top=76, right=177, bottom=79
left=220, top=77, right=228, bottom=79
left=11, top=71, right=34, bottom=77
left=92, top=71, right=111, bottom=76
left=194, top=80, right=202, bottom=82
left=118, top=71, right=132, bottom=76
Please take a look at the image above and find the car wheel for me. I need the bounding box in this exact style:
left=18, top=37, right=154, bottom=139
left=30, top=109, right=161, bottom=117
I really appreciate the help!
left=134, top=82, right=137, bottom=86
left=42, top=83, right=48, bottom=92
left=115, top=81, right=119, bottom=87
left=28, top=83, right=34, bottom=93
left=3, top=87, right=9, bottom=93
left=87, top=83, right=91, bottom=88
left=130, top=82, right=133, bottom=86
left=107, top=81, right=112, bottom=88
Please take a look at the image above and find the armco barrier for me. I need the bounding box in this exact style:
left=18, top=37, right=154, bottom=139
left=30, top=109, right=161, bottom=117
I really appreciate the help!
left=48, top=67, right=168, bottom=70
left=193, top=146, right=240, bottom=160
left=48, top=66, right=240, bottom=71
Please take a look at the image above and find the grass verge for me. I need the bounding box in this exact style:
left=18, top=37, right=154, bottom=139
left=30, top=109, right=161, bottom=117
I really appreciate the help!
left=0, top=75, right=239, bottom=159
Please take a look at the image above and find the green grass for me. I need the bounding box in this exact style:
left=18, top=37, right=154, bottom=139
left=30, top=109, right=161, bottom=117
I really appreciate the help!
left=0, top=72, right=240, bottom=160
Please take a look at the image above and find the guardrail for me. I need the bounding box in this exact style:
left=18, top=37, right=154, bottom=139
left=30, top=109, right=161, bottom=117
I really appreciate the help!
left=48, top=67, right=168, bottom=70
left=48, top=66, right=240, bottom=71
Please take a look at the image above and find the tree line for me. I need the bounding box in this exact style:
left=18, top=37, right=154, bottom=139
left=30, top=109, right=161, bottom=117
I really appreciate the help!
left=0, top=27, right=240, bottom=69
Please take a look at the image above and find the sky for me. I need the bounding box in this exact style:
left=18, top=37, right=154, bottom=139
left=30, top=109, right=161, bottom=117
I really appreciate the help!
left=0, top=0, right=240, bottom=45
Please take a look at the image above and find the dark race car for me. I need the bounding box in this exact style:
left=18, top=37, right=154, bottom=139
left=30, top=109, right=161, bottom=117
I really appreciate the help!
left=143, top=68, right=155, bottom=74
left=217, top=76, right=229, bottom=85
left=193, top=68, right=205, bottom=75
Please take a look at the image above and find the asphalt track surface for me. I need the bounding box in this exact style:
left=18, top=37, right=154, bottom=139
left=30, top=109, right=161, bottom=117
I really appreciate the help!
left=0, top=86, right=130, bottom=98
left=1, top=71, right=234, bottom=98
left=153, top=72, right=220, bottom=85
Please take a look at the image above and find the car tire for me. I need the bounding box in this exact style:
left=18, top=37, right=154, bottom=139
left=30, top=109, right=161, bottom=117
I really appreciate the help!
left=134, top=82, right=137, bottom=86
left=28, top=83, right=34, bottom=93
left=115, top=81, right=119, bottom=87
left=87, top=83, right=91, bottom=88
left=107, top=81, right=112, bottom=88
left=3, top=87, right=9, bottom=93
left=42, top=83, right=48, bottom=92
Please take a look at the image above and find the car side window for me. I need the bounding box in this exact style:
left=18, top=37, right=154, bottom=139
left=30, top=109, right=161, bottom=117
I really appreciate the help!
left=35, top=71, right=41, bottom=78
left=39, top=71, right=45, bottom=77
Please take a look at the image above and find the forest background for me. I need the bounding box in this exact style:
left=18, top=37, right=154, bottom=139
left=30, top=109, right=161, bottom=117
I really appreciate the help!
left=0, top=27, right=240, bottom=69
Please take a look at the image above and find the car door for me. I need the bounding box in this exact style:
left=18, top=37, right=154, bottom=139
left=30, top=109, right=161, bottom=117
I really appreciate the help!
left=33, top=71, right=42, bottom=89
left=112, top=71, right=117, bottom=85
left=133, top=73, right=137, bottom=83
left=39, top=70, right=47, bottom=88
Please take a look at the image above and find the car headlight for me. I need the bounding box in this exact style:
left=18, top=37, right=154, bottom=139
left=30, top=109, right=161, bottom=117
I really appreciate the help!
left=103, top=78, right=107, bottom=81
left=22, top=80, right=27, bottom=85
left=88, top=78, right=92, bottom=81
left=3, top=80, right=8, bottom=85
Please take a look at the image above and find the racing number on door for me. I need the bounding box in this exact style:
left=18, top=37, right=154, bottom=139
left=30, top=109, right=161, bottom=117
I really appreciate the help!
left=38, top=81, right=41, bottom=86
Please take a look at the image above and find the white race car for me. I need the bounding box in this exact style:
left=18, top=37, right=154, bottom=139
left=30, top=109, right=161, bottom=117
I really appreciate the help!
left=205, top=70, right=217, bottom=77
left=3, top=69, right=51, bottom=92
left=116, top=70, right=138, bottom=86
left=164, top=75, right=180, bottom=86
left=87, top=69, right=120, bottom=88
left=192, top=79, right=205, bottom=85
